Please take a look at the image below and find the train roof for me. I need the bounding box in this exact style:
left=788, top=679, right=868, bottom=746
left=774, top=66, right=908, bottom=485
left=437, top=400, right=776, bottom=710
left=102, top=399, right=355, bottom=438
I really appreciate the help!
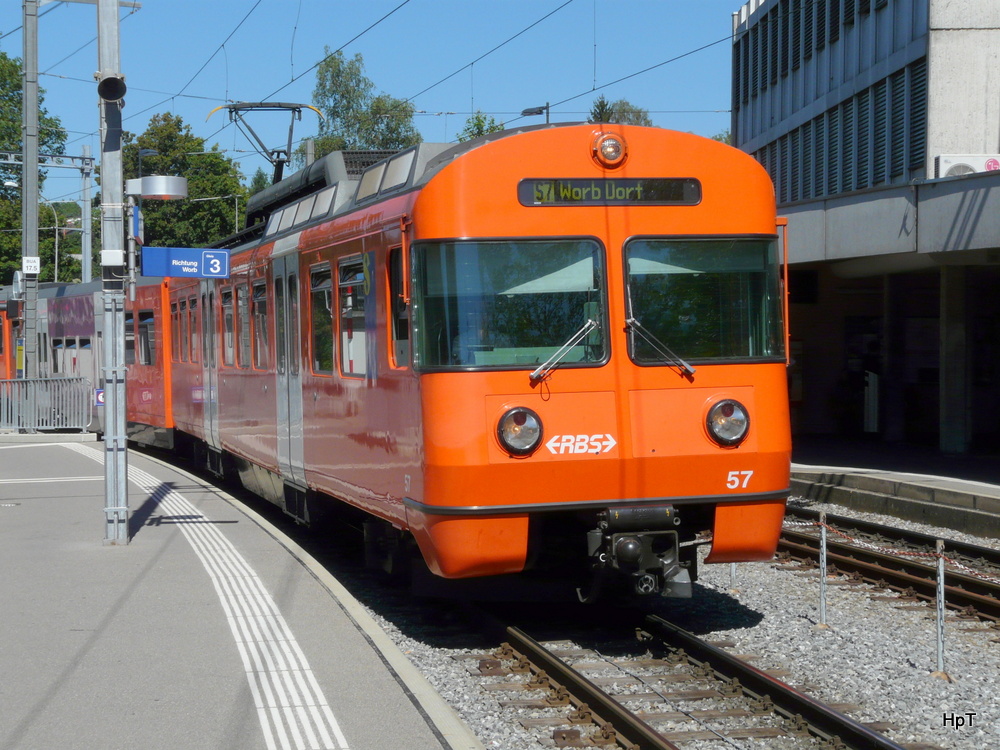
left=222, top=123, right=581, bottom=252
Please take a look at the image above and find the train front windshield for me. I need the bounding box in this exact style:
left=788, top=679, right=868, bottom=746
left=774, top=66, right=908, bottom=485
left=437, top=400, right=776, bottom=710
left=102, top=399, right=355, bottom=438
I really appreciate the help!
left=625, top=238, right=785, bottom=364
left=413, top=240, right=608, bottom=370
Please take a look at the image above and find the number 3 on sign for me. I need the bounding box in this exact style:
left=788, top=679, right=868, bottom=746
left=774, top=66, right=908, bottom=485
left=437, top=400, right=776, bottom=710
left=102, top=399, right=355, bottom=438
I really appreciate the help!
left=726, top=470, right=754, bottom=489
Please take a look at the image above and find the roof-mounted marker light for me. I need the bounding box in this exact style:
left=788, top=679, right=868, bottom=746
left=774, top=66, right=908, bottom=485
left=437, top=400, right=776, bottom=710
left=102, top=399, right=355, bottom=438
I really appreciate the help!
left=593, top=133, right=627, bottom=169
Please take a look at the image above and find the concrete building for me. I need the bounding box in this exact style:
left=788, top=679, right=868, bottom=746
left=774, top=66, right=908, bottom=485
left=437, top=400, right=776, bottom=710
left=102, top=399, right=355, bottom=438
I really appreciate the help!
left=732, top=0, right=1000, bottom=454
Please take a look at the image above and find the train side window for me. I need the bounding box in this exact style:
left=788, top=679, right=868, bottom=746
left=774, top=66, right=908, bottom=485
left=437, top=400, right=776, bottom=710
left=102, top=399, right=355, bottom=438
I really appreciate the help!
left=388, top=246, right=409, bottom=367
left=171, top=302, right=180, bottom=361
left=38, top=332, right=49, bottom=376
left=221, top=289, right=235, bottom=366
left=124, top=312, right=136, bottom=365
left=178, top=301, right=188, bottom=362
left=138, top=310, right=156, bottom=366
left=338, top=258, right=366, bottom=377
left=236, top=283, right=250, bottom=368
left=65, top=338, right=78, bottom=375
left=252, top=281, right=269, bottom=369
left=310, top=265, right=334, bottom=374
left=275, top=278, right=286, bottom=375
left=52, top=338, right=62, bottom=374
left=203, top=292, right=216, bottom=368
left=189, top=297, right=199, bottom=364
left=288, top=274, right=300, bottom=377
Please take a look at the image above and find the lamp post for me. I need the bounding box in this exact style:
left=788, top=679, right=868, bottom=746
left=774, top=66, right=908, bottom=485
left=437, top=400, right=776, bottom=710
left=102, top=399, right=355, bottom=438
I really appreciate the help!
left=521, top=102, right=551, bottom=123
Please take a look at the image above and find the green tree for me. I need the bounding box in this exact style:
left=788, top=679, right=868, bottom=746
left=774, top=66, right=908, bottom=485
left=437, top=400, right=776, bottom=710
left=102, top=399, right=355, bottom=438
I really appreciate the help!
left=305, top=49, right=421, bottom=161
left=588, top=95, right=652, bottom=127
left=121, top=113, right=246, bottom=249
left=457, top=110, right=504, bottom=142
left=710, top=129, right=732, bottom=145
left=1, top=50, right=69, bottom=284
left=248, top=167, right=270, bottom=197
left=589, top=95, right=615, bottom=124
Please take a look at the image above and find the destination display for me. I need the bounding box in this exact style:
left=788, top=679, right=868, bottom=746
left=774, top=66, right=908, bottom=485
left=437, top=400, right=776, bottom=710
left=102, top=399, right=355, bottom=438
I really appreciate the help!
left=518, top=178, right=701, bottom=207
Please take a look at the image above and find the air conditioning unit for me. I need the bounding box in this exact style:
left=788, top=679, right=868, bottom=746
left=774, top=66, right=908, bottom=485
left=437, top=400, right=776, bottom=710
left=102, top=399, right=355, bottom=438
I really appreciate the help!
left=934, top=154, right=1000, bottom=178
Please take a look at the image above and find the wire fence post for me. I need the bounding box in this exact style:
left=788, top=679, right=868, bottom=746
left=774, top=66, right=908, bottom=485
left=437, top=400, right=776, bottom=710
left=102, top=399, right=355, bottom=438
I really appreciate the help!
left=932, top=539, right=951, bottom=680
left=818, top=512, right=829, bottom=628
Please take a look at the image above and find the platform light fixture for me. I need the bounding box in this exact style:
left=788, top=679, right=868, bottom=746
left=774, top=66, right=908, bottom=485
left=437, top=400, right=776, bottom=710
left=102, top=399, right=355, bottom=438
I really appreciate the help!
left=520, top=102, right=550, bottom=123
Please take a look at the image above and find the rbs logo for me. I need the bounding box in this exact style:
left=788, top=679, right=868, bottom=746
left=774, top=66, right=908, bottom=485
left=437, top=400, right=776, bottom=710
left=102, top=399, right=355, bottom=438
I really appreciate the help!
left=546, top=434, right=617, bottom=455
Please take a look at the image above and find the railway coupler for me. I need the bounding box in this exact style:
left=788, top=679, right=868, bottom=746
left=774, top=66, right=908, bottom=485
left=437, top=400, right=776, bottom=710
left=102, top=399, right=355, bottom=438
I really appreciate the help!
left=582, top=505, right=693, bottom=600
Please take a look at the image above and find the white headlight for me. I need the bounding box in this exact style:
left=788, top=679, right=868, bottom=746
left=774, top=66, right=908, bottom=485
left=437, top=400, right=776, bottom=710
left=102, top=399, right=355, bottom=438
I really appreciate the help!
left=707, top=399, right=750, bottom=447
left=497, top=407, right=543, bottom=456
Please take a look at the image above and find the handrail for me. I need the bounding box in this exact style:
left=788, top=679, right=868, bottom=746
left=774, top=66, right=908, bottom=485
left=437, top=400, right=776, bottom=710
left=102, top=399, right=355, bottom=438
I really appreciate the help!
left=0, top=377, right=93, bottom=432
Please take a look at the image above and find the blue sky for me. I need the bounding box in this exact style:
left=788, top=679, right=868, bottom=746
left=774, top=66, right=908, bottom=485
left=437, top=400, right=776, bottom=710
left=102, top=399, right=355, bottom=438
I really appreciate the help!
left=2, top=0, right=741, bottom=202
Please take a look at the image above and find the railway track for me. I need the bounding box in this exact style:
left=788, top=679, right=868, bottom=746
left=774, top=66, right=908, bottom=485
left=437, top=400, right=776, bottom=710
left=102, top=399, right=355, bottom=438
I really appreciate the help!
left=461, top=622, right=910, bottom=749
left=781, top=506, right=1000, bottom=624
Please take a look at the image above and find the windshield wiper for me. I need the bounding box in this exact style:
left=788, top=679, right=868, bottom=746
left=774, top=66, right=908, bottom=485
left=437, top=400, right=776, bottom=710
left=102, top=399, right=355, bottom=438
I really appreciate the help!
left=625, top=317, right=696, bottom=377
left=529, top=319, right=599, bottom=384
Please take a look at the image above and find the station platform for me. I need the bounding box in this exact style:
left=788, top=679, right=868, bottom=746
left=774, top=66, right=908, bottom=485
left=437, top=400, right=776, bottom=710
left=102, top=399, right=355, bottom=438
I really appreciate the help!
left=0, top=436, right=484, bottom=750
left=791, top=435, right=1000, bottom=538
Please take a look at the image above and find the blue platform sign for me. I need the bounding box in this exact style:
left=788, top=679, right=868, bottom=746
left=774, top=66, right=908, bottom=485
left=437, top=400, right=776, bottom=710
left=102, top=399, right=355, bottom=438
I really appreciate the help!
left=141, top=247, right=230, bottom=279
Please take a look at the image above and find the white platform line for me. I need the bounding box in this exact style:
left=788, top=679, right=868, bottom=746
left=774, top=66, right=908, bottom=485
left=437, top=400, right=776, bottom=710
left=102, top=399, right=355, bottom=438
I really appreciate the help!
left=69, top=444, right=350, bottom=750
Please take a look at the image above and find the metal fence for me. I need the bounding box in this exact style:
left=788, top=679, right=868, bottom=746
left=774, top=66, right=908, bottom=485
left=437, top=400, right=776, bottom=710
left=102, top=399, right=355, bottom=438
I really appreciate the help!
left=0, top=377, right=93, bottom=432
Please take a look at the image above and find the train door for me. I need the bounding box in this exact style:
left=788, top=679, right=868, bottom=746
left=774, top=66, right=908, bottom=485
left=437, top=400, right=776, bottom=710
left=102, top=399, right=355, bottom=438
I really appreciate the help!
left=200, top=283, right=221, bottom=450
left=273, top=254, right=306, bottom=490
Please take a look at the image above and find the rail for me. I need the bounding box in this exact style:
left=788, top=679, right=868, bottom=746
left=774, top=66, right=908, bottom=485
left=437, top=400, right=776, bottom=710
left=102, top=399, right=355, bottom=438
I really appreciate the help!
left=0, top=377, right=93, bottom=432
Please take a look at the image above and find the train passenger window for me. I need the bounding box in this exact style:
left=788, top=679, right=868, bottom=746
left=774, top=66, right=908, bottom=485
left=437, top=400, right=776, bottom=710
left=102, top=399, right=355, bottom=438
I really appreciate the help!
left=124, top=312, right=136, bottom=365
left=66, top=338, right=79, bottom=376
left=275, top=279, right=286, bottom=375
left=356, top=164, right=385, bottom=203
left=138, top=310, right=156, bottom=366
left=311, top=186, right=337, bottom=220
left=171, top=302, right=180, bottom=361
left=236, top=284, right=250, bottom=368
left=288, top=274, right=299, bottom=377
left=388, top=247, right=409, bottom=367
left=203, top=292, right=215, bottom=368
left=293, top=195, right=317, bottom=227
left=221, top=290, right=235, bottom=366
left=338, top=258, right=367, bottom=377
left=189, top=297, right=199, bottom=364
left=310, top=266, right=334, bottom=374
left=51, top=338, right=62, bottom=375
left=277, top=207, right=296, bottom=234
left=382, top=152, right=414, bottom=192
left=624, top=238, right=785, bottom=364
left=252, top=281, right=269, bottom=369
left=411, top=240, right=607, bottom=371
left=179, top=301, right=188, bottom=362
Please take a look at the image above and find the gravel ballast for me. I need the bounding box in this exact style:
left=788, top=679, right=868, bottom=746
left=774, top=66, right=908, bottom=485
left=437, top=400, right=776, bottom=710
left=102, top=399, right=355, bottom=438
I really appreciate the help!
left=369, top=496, right=1000, bottom=749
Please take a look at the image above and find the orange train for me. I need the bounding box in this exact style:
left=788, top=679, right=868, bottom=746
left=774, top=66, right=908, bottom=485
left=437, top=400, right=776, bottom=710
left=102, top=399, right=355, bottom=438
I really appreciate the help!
left=2, top=124, right=791, bottom=599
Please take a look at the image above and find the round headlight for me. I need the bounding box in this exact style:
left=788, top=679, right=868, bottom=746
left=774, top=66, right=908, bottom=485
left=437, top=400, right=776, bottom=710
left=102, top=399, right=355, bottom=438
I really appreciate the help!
left=593, top=133, right=627, bottom=168
left=707, top=399, right=750, bottom=447
left=497, top=407, right=543, bottom=456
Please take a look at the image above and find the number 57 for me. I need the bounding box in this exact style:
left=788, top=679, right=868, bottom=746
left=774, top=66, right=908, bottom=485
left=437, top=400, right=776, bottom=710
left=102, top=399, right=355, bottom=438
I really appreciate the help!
left=726, top=470, right=754, bottom=489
